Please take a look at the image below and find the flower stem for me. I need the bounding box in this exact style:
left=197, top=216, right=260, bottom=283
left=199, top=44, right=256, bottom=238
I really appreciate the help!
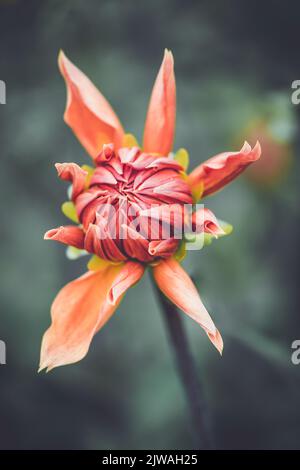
left=151, top=275, right=213, bottom=450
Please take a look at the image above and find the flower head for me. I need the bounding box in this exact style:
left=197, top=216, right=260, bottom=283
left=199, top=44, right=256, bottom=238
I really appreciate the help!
left=73, top=145, right=191, bottom=263
left=40, top=50, right=261, bottom=371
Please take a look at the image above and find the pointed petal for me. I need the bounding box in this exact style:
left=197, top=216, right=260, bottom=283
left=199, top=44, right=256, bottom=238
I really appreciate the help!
left=55, top=162, right=87, bottom=200
left=152, top=258, right=223, bottom=353
left=44, top=226, right=85, bottom=249
left=39, top=261, right=139, bottom=371
left=188, top=141, right=261, bottom=197
left=58, top=51, right=124, bottom=159
left=143, top=49, right=176, bottom=156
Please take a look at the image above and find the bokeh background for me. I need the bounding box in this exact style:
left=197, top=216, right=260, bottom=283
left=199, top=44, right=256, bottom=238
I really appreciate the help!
left=1, top=0, right=300, bottom=450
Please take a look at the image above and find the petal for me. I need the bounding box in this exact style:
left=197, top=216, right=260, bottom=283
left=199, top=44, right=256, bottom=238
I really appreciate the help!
left=39, top=262, right=139, bottom=371
left=59, top=51, right=124, bottom=159
left=192, top=208, right=225, bottom=237
left=139, top=203, right=184, bottom=226
left=84, top=223, right=127, bottom=262
left=108, top=261, right=145, bottom=305
left=148, top=239, right=179, bottom=258
left=188, top=141, right=261, bottom=197
left=94, top=143, right=115, bottom=164
left=143, top=49, right=176, bottom=156
left=90, top=166, right=118, bottom=185
left=118, top=146, right=140, bottom=164
left=55, top=162, right=87, bottom=200
left=75, top=187, right=108, bottom=220
left=152, top=258, right=223, bottom=353
left=44, top=226, right=85, bottom=249
left=203, top=219, right=233, bottom=247
left=121, top=224, right=153, bottom=262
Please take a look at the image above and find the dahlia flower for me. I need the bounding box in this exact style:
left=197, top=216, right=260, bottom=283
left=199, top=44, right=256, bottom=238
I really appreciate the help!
left=39, top=50, right=261, bottom=371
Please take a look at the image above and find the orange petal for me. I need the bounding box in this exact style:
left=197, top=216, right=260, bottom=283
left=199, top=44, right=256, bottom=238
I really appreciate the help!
left=143, top=49, right=176, bottom=156
left=58, top=50, right=124, bottom=159
left=188, top=141, right=261, bottom=197
left=108, top=261, right=145, bottom=305
left=44, top=225, right=85, bottom=249
left=39, top=262, right=142, bottom=371
left=152, top=258, right=223, bottom=353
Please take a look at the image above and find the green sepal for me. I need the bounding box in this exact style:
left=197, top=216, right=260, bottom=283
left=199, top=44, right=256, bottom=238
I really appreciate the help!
left=61, top=201, right=79, bottom=223
left=66, top=246, right=88, bottom=260
left=174, top=240, right=187, bottom=262
left=174, top=148, right=189, bottom=172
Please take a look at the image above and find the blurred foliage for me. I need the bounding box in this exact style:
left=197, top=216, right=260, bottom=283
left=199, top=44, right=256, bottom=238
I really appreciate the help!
left=1, top=0, right=300, bottom=450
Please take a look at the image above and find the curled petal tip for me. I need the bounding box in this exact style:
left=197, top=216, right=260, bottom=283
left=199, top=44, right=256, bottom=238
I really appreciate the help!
left=242, top=140, right=261, bottom=161
left=191, top=208, right=225, bottom=238
left=54, top=162, right=88, bottom=178
left=44, top=226, right=85, bottom=249
left=54, top=162, right=87, bottom=200
left=209, top=221, right=226, bottom=238
left=44, top=228, right=61, bottom=240
left=54, top=162, right=62, bottom=176
left=54, top=162, right=64, bottom=175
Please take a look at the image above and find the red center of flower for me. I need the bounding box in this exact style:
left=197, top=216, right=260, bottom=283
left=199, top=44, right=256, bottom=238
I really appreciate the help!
left=75, top=145, right=193, bottom=262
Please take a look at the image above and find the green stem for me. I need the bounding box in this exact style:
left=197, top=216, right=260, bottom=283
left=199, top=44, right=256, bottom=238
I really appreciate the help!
left=151, top=275, right=213, bottom=449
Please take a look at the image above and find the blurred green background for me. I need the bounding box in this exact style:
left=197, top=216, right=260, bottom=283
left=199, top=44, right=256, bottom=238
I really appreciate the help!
left=1, top=0, right=300, bottom=450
